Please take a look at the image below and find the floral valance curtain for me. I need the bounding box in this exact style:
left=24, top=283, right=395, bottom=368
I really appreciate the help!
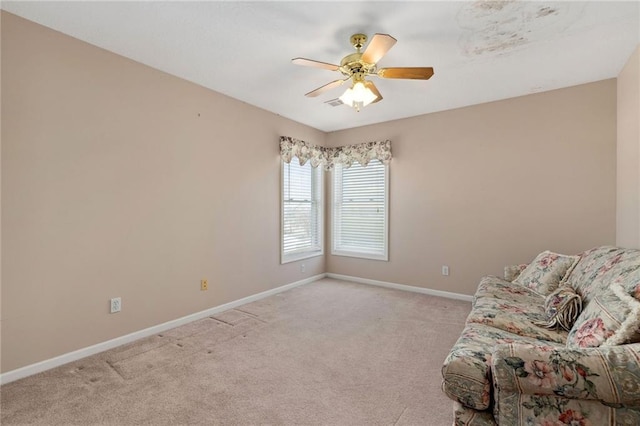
left=279, top=136, right=392, bottom=170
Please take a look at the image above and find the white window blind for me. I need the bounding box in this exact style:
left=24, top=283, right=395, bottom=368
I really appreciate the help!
left=281, top=159, right=323, bottom=263
left=332, top=160, right=388, bottom=261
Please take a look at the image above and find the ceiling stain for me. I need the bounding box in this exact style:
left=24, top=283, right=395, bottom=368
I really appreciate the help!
left=457, top=1, right=584, bottom=57
left=537, top=6, right=558, bottom=18
left=475, top=0, right=514, bottom=13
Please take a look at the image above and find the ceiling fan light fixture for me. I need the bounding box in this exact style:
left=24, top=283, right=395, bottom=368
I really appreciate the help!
left=339, top=81, right=377, bottom=111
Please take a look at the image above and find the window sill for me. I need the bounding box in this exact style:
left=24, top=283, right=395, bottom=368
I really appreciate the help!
left=281, top=250, right=324, bottom=264
left=331, top=250, right=388, bottom=262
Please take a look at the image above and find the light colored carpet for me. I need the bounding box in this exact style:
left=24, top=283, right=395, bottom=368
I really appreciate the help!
left=0, top=278, right=471, bottom=425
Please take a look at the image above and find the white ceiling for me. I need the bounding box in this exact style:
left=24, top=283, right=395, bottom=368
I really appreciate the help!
left=3, top=1, right=639, bottom=132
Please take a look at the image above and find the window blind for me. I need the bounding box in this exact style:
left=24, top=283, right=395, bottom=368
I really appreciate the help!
left=332, top=160, right=388, bottom=260
left=282, top=159, right=323, bottom=262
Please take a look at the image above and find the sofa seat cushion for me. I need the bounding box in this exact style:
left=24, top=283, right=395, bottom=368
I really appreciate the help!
left=469, top=277, right=567, bottom=342
left=473, top=276, right=544, bottom=307
left=468, top=296, right=568, bottom=343
left=442, top=323, right=563, bottom=410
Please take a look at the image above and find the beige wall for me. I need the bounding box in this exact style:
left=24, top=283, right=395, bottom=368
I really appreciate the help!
left=0, top=11, right=620, bottom=375
left=617, top=45, right=640, bottom=249
left=326, top=81, right=617, bottom=295
left=0, top=12, right=325, bottom=373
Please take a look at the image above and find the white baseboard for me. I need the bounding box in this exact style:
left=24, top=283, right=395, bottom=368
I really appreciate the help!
left=1, top=272, right=469, bottom=385
left=0, top=273, right=326, bottom=385
left=326, top=273, right=474, bottom=302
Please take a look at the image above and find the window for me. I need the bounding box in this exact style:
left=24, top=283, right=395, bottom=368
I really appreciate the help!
left=332, top=160, right=388, bottom=261
left=281, top=159, right=323, bottom=263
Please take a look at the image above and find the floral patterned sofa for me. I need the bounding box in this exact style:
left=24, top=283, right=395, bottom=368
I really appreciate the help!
left=441, top=246, right=640, bottom=425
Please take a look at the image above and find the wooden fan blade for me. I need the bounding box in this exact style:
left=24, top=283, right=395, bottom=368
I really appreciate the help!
left=365, top=81, right=383, bottom=104
left=292, top=58, right=340, bottom=71
left=305, top=79, right=346, bottom=97
left=361, top=33, right=397, bottom=64
left=378, top=67, right=434, bottom=80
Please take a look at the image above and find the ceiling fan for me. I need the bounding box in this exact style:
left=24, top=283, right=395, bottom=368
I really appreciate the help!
left=292, top=33, right=434, bottom=111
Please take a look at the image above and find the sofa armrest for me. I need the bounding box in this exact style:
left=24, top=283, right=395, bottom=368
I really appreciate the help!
left=503, top=264, right=527, bottom=282
left=492, top=342, right=640, bottom=406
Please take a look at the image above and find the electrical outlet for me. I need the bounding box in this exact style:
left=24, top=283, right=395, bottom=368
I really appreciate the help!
left=300, top=263, right=306, bottom=273
left=442, top=265, right=450, bottom=276
left=110, top=297, right=121, bottom=314
left=201, top=279, right=208, bottom=291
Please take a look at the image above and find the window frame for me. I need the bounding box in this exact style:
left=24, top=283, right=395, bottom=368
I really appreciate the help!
left=280, top=159, right=324, bottom=264
left=331, top=161, right=389, bottom=261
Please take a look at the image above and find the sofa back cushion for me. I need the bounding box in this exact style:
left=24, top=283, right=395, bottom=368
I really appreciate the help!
left=564, top=246, right=640, bottom=305
left=504, top=264, right=529, bottom=282
left=513, top=251, right=579, bottom=295
left=566, top=283, right=640, bottom=348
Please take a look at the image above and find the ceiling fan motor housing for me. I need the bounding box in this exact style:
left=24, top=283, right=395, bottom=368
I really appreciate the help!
left=339, top=53, right=376, bottom=79
left=339, top=34, right=379, bottom=79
